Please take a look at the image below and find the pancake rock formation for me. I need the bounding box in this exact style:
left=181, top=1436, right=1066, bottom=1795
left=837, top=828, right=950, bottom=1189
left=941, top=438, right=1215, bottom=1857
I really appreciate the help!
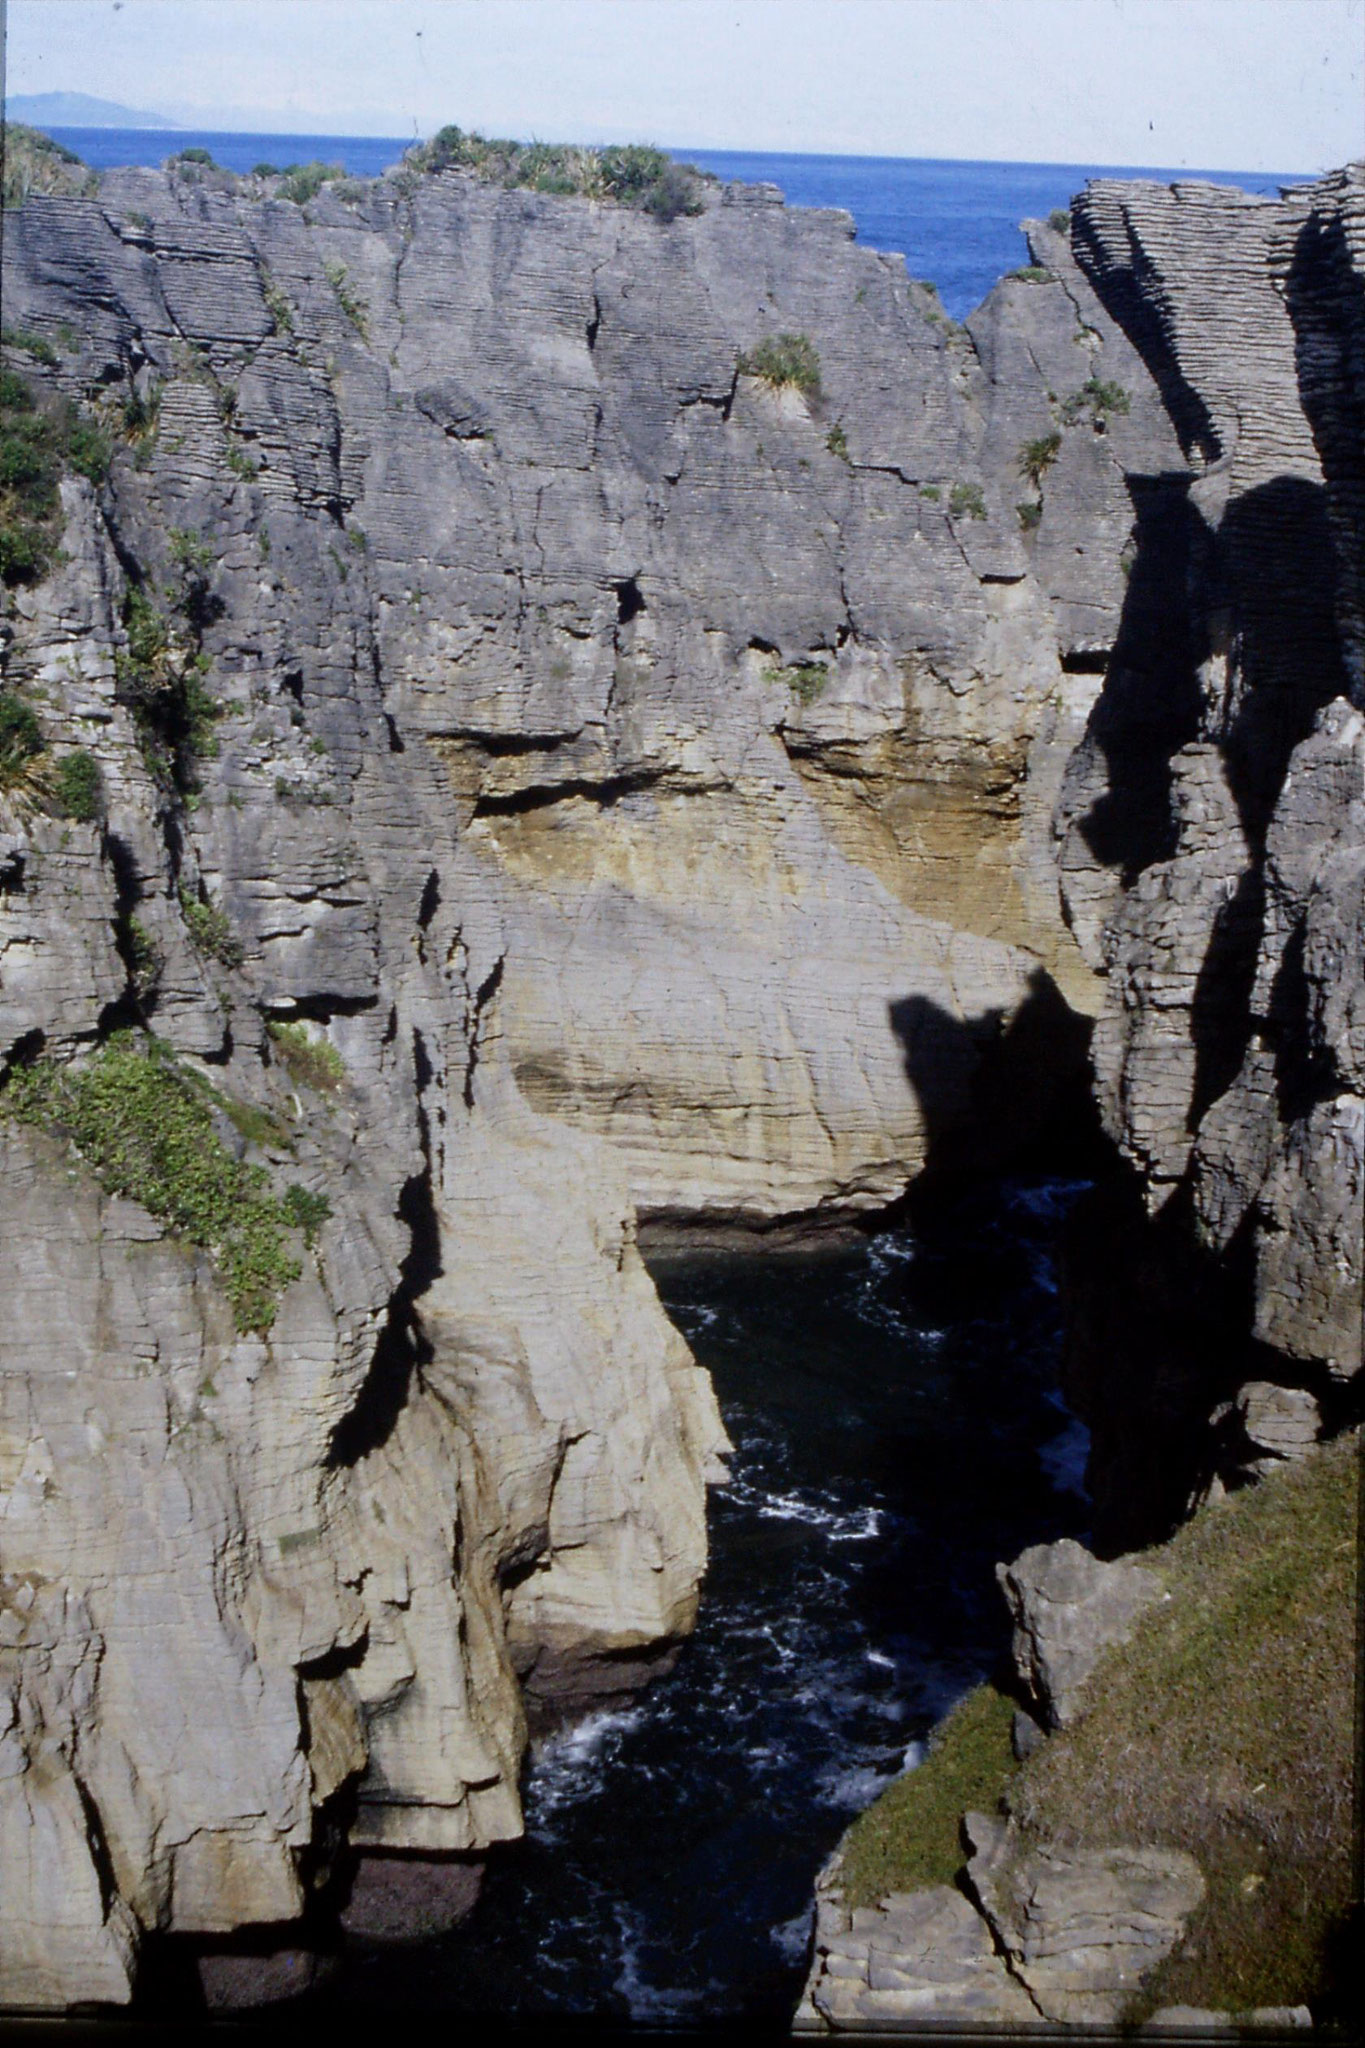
left=0, top=139, right=1361, bottom=2011
left=1055, top=166, right=1365, bottom=1544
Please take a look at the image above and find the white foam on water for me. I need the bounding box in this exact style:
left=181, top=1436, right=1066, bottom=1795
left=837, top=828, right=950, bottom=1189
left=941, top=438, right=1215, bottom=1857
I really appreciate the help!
left=815, top=1758, right=897, bottom=1810
left=731, top=1478, right=888, bottom=1548
left=1039, top=1414, right=1090, bottom=1498
left=865, top=1648, right=895, bottom=1669
left=612, top=1903, right=707, bottom=2022
left=828, top=1506, right=881, bottom=1543
left=865, top=1233, right=917, bottom=1274
left=753, top=1485, right=844, bottom=1527
left=772, top=1908, right=816, bottom=1964
left=527, top=1706, right=648, bottom=1834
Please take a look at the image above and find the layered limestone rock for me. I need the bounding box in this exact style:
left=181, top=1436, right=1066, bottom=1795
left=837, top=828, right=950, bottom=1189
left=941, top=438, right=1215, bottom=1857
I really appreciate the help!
left=1052, top=167, right=1365, bottom=1542
left=995, top=1538, right=1164, bottom=1730
left=795, top=1859, right=1038, bottom=2029
left=963, top=1810, right=1204, bottom=2027
left=4, top=144, right=1362, bottom=2011
left=0, top=174, right=1175, bottom=2010
left=796, top=1823, right=1203, bottom=2032
left=0, top=210, right=726, bottom=1997
left=2, top=153, right=1190, bottom=1237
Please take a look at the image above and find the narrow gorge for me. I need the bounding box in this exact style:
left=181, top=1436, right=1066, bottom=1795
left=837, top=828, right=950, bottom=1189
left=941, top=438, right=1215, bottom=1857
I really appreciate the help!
left=0, top=136, right=1360, bottom=2017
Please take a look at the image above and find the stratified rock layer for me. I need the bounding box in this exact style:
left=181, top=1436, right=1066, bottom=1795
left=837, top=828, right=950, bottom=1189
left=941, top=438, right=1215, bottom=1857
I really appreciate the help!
left=1055, top=168, right=1365, bottom=1542
left=1, top=159, right=1175, bottom=2001
left=2, top=147, right=1362, bottom=2010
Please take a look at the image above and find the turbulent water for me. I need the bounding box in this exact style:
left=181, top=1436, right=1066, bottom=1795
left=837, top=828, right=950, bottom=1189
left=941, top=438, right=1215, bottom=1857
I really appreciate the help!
left=37, top=127, right=1298, bottom=318
left=313, top=1177, right=1093, bottom=2023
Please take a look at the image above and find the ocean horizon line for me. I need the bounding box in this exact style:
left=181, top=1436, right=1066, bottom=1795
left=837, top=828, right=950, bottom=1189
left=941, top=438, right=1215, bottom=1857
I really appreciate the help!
left=3, top=113, right=1313, bottom=186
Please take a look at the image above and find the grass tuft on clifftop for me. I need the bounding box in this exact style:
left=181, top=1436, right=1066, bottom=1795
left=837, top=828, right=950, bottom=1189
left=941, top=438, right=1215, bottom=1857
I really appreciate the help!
left=1, top=123, right=97, bottom=209
left=405, top=128, right=709, bottom=221
left=1, top=1034, right=324, bottom=1333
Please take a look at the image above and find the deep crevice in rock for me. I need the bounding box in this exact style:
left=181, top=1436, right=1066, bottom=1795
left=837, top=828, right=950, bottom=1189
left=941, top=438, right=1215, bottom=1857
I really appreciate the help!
left=327, top=1162, right=439, bottom=1469
left=462, top=957, right=503, bottom=1108
left=471, top=768, right=662, bottom=818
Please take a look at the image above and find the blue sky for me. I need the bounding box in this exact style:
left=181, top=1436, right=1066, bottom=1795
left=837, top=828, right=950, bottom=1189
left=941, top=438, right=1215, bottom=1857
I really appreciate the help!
left=6, top=0, right=1363, bottom=171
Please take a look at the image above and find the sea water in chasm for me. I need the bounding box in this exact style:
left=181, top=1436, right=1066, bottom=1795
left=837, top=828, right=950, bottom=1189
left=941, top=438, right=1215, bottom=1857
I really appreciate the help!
left=315, top=1177, right=1092, bottom=2023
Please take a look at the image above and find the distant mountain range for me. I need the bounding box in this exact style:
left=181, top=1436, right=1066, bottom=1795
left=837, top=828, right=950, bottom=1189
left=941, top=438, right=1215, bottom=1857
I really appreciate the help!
left=6, top=92, right=180, bottom=130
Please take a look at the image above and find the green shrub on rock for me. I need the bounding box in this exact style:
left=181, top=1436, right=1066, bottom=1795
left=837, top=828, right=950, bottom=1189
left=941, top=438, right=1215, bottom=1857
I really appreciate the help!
left=1, top=365, right=113, bottom=584
left=1, top=124, right=97, bottom=209
left=406, top=128, right=707, bottom=220
left=738, top=333, right=822, bottom=401
left=323, top=260, right=370, bottom=340
left=179, top=883, right=244, bottom=968
left=275, top=160, right=345, bottom=205
left=282, top=1182, right=332, bottom=1244
left=0, top=692, right=44, bottom=780
left=763, top=659, right=829, bottom=705
left=0, top=366, right=61, bottom=585
left=1, top=1033, right=313, bottom=1332
left=115, top=582, right=223, bottom=784
left=268, top=1021, right=346, bottom=1093
left=1061, top=376, right=1131, bottom=428
left=1017, top=430, right=1062, bottom=486
left=49, top=749, right=103, bottom=820
left=0, top=326, right=59, bottom=368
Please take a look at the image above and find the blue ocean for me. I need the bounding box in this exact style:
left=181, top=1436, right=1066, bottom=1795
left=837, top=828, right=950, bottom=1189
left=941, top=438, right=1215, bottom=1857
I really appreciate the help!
left=37, top=125, right=1301, bottom=319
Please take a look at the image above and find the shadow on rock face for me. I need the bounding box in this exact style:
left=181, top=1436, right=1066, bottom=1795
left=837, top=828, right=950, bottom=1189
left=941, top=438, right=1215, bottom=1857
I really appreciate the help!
left=339, top=1852, right=485, bottom=1943
left=887, top=966, right=1105, bottom=1207
left=1046, top=415, right=1356, bottom=1552
left=1281, top=194, right=1365, bottom=698
left=1071, top=471, right=1209, bottom=882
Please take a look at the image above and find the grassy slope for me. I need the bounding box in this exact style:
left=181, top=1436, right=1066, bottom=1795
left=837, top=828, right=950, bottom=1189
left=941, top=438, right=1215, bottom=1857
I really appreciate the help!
left=840, top=1682, right=1018, bottom=1907
left=837, top=1432, right=1361, bottom=2014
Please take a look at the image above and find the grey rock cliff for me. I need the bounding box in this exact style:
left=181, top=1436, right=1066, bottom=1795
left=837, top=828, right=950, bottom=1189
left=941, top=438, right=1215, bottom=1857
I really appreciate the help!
left=1, top=148, right=1361, bottom=2008
left=1053, top=167, right=1365, bottom=1542
left=2, top=159, right=1180, bottom=1237
left=996, top=1538, right=1165, bottom=1729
